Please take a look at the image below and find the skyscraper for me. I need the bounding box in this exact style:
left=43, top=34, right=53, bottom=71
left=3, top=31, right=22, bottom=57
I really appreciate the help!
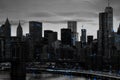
left=87, top=35, right=93, bottom=45
left=105, top=1, right=113, bottom=35
left=17, top=22, right=23, bottom=38
left=61, top=28, right=72, bottom=45
left=98, top=0, right=114, bottom=58
left=68, top=21, right=77, bottom=33
left=81, top=29, right=86, bottom=43
left=44, top=30, right=54, bottom=39
left=29, top=21, right=42, bottom=42
left=68, top=21, right=78, bottom=45
left=44, top=30, right=57, bottom=44
left=80, top=29, right=86, bottom=47
left=98, top=12, right=108, bottom=56
left=2, top=18, right=11, bottom=59
left=3, top=18, right=11, bottom=38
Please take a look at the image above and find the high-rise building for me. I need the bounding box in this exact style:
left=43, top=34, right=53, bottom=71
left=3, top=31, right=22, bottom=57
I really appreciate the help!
left=81, top=29, right=86, bottom=43
left=44, top=30, right=57, bottom=44
left=98, top=1, right=114, bottom=58
left=87, top=35, right=93, bottom=45
left=68, top=21, right=78, bottom=45
left=3, top=18, right=11, bottom=59
left=61, top=28, right=72, bottom=45
left=98, top=12, right=108, bottom=56
left=68, top=21, right=77, bottom=33
left=44, top=30, right=54, bottom=39
left=17, top=22, right=23, bottom=38
left=3, top=18, right=11, bottom=38
left=48, top=32, right=57, bottom=44
left=105, top=3, right=113, bottom=35
left=29, top=21, right=42, bottom=42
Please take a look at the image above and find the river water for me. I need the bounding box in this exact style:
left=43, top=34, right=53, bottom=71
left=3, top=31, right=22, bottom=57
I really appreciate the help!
left=0, top=72, right=89, bottom=80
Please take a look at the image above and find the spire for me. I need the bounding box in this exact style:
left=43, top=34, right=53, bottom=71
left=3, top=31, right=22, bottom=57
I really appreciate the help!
left=18, top=20, right=21, bottom=27
left=17, top=21, right=23, bottom=37
left=5, top=18, right=10, bottom=25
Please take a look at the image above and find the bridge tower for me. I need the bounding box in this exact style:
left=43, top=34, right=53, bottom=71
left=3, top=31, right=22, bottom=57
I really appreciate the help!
left=10, top=41, right=26, bottom=80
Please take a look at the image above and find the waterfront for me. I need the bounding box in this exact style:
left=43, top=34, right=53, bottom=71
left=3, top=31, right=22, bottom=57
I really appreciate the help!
left=0, top=72, right=87, bottom=80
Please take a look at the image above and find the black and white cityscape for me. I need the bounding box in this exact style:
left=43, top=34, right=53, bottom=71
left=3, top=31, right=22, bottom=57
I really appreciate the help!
left=0, top=0, right=120, bottom=80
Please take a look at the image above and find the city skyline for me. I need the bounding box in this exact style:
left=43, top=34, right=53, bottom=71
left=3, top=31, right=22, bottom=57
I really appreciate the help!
left=0, top=0, right=120, bottom=40
left=0, top=1, right=120, bottom=79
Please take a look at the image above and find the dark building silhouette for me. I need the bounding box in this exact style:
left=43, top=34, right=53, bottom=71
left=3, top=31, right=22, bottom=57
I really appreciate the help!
left=3, top=18, right=11, bottom=59
left=29, top=21, right=42, bottom=42
left=29, top=21, right=43, bottom=61
left=44, top=30, right=53, bottom=39
left=81, top=29, right=86, bottom=43
left=68, top=21, right=78, bottom=45
left=44, top=30, right=57, bottom=44
left=97, top=2, right=114, bottom=70
left=17, top=22, right=23, bottom=38
left=87, top=36, right=93, bottom=45
left=98, top=12, right=108, bottom=56
left=11, top=41, right=26, bottom=80
left=80, top=29, right=86, bottom=47
left=61, top=28, right=72, bottom=45
left=3, top=18, right=11, bottom=38
left=0, top=37, right=5, bottom=59
left=105, top=5, right=113, bottom=35
left=25, top=33, right=34, bottom=61
left=48, top=32, right=57, bottom=44
left=98, top=2, right=113, bottom=57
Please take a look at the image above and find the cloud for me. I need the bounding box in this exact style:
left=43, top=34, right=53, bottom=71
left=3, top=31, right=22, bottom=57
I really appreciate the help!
left=57, top=11, right=98, bottom=18
left=0, top=0, right=119, bottom=24
left=29, top=11, right=56, bottom=18
left=40, top=18, right=94, bottom=24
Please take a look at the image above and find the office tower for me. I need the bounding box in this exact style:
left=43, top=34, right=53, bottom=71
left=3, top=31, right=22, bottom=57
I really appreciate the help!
left=87, top=35, right=93, bottom=45
left=98, top=12, right=108, bottom=56
left=81, top=29, right=86, bottom=43
left=48, top=32, right=57, bottom=44
left=68, top=21, right=78, bottom=45
left=29, top=21, right=42, bottom=42
left=25, top=33, right=34, bottom=61
left=17, top=22, right=23, bottom=38
left=105, top=1, right=113, bottom=35
left=44, top=30, right=54, bottom=39
left=61, top=28, right=72, bottom=45
left=98, top=1, right=114, bottom=58
left=44, top=30, right=57, bottom=44
left=68, top=21, right=77, bottom=33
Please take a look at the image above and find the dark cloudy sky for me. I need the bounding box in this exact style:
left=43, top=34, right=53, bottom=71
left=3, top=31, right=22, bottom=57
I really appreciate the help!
left=0, top=0, right=120, bottom=39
